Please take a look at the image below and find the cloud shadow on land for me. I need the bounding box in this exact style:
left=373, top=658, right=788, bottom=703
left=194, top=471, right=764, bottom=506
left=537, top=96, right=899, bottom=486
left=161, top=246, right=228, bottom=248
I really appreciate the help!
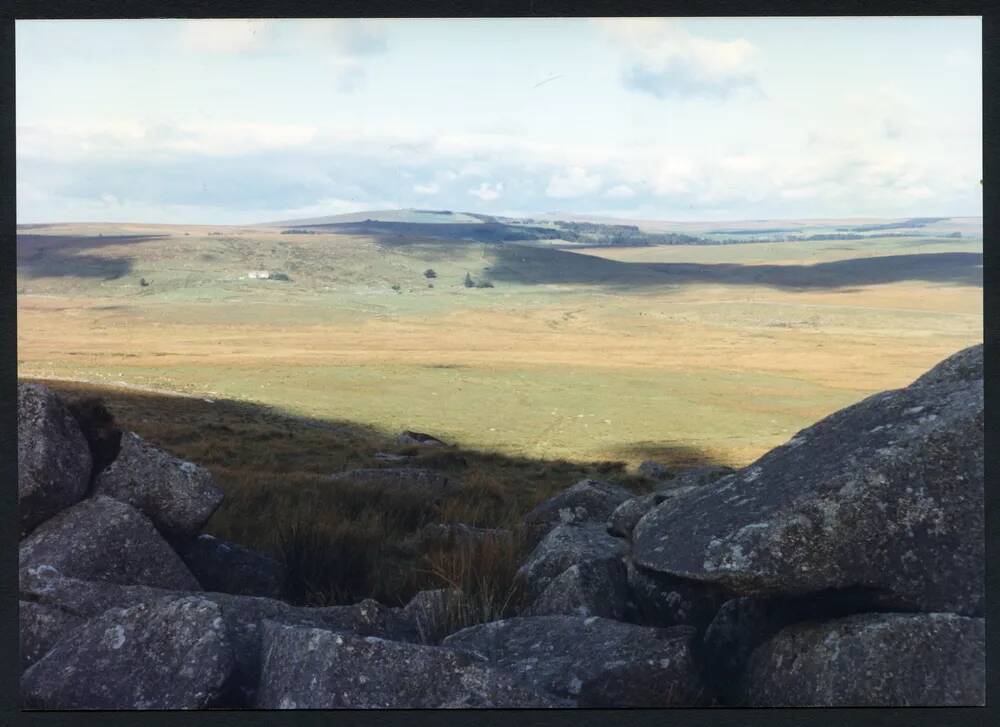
left=17, top=234, right=166, bottom=280
left=482, top=245, right=983, bottom=291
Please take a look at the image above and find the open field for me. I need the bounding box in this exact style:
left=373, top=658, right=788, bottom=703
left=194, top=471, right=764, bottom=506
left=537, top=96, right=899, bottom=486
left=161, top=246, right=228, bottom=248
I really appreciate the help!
left=17, top=219, right=983, bottom=468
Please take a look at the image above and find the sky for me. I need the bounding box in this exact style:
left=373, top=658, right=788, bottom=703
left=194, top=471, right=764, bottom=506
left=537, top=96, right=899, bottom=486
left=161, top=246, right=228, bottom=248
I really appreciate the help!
left=16, top=17, right=982, bottom=224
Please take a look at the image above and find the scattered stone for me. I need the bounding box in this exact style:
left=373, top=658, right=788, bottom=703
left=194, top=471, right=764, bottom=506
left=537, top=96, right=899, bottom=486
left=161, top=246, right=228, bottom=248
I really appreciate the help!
left=396, top=430, right=447, bottom=447
left=524, top=479, right=633, bottom=542
left=330, top=468, right=453, bottom=498
left=607, top=486, right=697, bottom=540
left=637, top=460, right=671, bottom=480
left=516, top=523, right=626, bottom=599
left=443, top=616, right=704, bottom=707
left=19, top=496, right=201, bottom=591
left=18, top=383, right=92, bottom=535
left=633, top=344, right=984, bottom=615
left=94, top=432, right=224, bottom=538
left=20, top=568, right=420, bottom=706
left=19, top=601, right=84, bottom=673
left=528, top=558, right=632, bottom=621
left=744, top=612, right=985, bottom=706
left=21, top=596, right=235, bottom=709
left=374, top=452, right=413, bottom=462
left=175, top=534, right=286, bottom=599
left=255, top=620, right=562, bottom=708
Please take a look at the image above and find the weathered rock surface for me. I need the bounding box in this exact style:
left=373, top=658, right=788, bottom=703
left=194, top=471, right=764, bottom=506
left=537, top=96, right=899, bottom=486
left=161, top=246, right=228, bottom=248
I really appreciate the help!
left=516, top=523, right=626, bottom=599
left=19, top=601, right=84, bottom=673
left=20, top=568, right=420, bottom=706
left=524, top=479, right=633, bottom=542
left=396, top=430, right=447, bottom=447
left=607, top=486, right=698, bottom=539
left=175, top=534, right=286, bottom=599
left=18, top=383, right=92, bottom=535
left=19, top=496, right=201, bottom=590
left=744, top=612, right=985, bottom=706
left=627, top=562, right=730, bottom=629
left=330, top=467, right=453, bottom=497
left=93, top=431, right=224, bottom=538
left=256, top=620, right=560, bottom=708
left=21, top=596, right=235, bottom=709
left=633, top=344, right=984, bottom=615
left=443, top=616, right=704, bottom=707
left=528, top=558, right=632, bottom=621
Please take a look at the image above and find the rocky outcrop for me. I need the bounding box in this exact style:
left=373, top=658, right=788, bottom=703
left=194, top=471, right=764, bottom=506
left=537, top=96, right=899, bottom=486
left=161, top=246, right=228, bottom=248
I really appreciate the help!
left=633, top=344, right=984, bottom=615
left=18, top=383, right=92, bottom=535
left=637, top=460, right=671, bottom=480
left=256, top=621, right=561, bottom=708
left=330, top=467, right=453, bottom=498
left=744, top=612, right=985, bottom=706
left=527, top=558, right=632, bottom=620
left=20, top=496, right=201, bottom=590
left=524, top=479, right=633, bottom=542
left=94, top=432, right=224, bottom=538
left=20, top=568, right=420, bottom=706
left=21, top=596, right=235, bottom=709
left=19, top=601, right=84, bottom=673
left=175, top=534, right=286, bottom=599
left=516, top=522, right=626, bottom=599
left=443, top=616, right=704, bottom=707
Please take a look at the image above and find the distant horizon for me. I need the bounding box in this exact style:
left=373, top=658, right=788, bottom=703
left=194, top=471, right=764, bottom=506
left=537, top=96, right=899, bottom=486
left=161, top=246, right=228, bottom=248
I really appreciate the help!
left=16, top=207, right=985, bottom=229
left=17, top=18, right=981, bottom=225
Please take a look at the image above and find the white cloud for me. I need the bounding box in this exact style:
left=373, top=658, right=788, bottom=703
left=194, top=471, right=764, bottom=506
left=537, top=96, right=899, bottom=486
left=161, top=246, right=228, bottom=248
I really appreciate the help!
left=468, top=182, right=503, bottom=201
left=603, top=184, right=635, bottom=199
left=413, top=182, right=440, bottom=195
left=598, top=18, right=760, bottom=99
left=546, top=167, right=602, bottom=198
left=178, top=19, right=387, bottom=57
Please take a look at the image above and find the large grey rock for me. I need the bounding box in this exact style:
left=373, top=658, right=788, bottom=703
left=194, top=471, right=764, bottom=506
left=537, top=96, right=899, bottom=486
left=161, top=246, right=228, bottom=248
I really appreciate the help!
left=329, top=467, right=453, bottom=497
left=175, top=534, right=286, bottom=599
left=607, top=486, right=698, bottom=540
left=19, top=601, right=84, bottom=673
left=633, top=344, right=984, bottom=615
left=524, top=479, right=633, bottom=541
left=516, top=523, right=626, bottom=599
left=443, top=616, right=704, bottom=707
left=19, top=496, right=201, bottom=591
left=18, top=383, right=92, bottom=535
left=744, top=612, right=985, bottom=706
left=528, top=558, right=632, bottom=621
left=19, top=568, right=420, bottom=706
left=21, top=596, right=235, bottom=709
left=256, top=620, right=561, bottom=708
left=93, top=431, right=223, bottom=538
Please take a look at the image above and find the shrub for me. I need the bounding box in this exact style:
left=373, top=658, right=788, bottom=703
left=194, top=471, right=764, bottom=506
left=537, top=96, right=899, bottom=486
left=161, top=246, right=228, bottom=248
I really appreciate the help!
left=424, top=269, right=437, bottom=279
left=463, top=273, right=475, bottom=288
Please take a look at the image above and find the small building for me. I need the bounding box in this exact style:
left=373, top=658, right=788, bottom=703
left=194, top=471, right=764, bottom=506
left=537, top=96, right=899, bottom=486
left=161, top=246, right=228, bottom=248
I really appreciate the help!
left=248, top=270, right=271, bottom=279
